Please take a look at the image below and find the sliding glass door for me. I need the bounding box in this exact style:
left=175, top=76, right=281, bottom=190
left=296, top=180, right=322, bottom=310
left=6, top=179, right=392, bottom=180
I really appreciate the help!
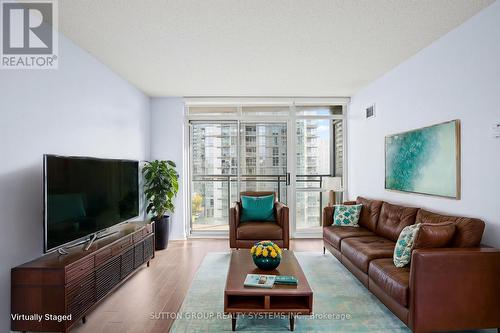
left=294, top=106, right=344, bottom=232
left=190, top=122, right=238, bottom=231
left=190, top=121, right=288, bottom=232
left=187, top=100, right=346, bottom=237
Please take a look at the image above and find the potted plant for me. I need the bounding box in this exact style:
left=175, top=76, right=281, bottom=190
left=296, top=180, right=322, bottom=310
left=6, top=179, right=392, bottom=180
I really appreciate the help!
left=143, top=160, right=179, bottom=250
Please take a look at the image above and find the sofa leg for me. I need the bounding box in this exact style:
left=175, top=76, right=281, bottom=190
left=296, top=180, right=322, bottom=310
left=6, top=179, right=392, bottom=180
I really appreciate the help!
left=323, top=246, right=325, bottom=254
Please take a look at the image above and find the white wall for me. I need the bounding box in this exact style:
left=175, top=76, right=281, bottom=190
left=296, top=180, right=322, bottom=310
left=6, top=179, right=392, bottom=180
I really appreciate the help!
left=348, top=1, right=500, bottom=247
left=0, top=35, right=150, bottom=331
left=150, top=97, right=186, bottom=240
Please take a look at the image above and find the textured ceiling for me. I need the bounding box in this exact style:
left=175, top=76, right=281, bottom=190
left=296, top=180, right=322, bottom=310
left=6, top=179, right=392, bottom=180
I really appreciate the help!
left=59, top=0, right=494, bottom=97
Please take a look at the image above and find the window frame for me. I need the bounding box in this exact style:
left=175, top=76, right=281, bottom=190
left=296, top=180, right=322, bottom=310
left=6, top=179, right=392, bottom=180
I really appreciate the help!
left=184, top=97, right=349, bottom=238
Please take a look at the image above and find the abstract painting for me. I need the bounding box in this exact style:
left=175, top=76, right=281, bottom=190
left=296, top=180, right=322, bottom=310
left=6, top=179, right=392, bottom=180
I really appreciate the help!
left=385, top=120, right=460, bottom=199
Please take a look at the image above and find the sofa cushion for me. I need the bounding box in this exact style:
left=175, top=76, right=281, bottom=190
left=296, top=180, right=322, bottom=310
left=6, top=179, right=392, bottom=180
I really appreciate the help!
left=341, top=236, right=396, bottom=273
left=356, top=197, right=383, bottom=232
left=376, top=202, right=418, bottom=242
left=413, top=222, right=455, bottom=249
left=415, top=209, right=484, bottom=247
left=323, top=226, right=375, bottom=249
left=393, top=223, right=421, bottom=267
left=369, top=258, right=410, bottom=307
left=333, top=204, right=362, bottom=227
left=237, top=221, right=282, bottom=240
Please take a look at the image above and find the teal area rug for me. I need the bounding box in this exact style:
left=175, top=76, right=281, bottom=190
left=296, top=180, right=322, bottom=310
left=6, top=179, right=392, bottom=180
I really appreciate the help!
left=170, top=252, right=494, bottom=332
left=171, top=252, right=407, bottom=332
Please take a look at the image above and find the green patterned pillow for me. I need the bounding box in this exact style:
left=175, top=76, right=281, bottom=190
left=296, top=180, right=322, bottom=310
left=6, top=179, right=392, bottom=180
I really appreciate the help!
left=393, top=223, right=421, bottom=267
left=333, top=204, right=362, bottom=227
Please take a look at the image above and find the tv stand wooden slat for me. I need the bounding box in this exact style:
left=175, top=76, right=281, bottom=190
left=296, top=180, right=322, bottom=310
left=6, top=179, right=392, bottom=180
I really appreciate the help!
left=11, top=221, right=154, bottom=333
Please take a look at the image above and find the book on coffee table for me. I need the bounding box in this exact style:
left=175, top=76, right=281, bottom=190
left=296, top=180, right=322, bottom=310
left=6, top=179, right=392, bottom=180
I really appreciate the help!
left=275, top=275, right=298, bottom=285
left=244, top=274, right=276, bottom=288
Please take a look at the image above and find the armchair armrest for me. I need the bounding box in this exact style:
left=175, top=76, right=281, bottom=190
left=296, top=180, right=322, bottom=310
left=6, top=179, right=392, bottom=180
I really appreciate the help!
left=410, top=247, right=500, bottom=333
left=229, top=202, right=241, bottom=248
left=275, top=202, right=289, bottom=249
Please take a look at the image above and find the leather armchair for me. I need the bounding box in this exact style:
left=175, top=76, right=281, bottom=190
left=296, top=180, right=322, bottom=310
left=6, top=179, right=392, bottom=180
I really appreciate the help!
left=229, top=191, right=289, bottom=249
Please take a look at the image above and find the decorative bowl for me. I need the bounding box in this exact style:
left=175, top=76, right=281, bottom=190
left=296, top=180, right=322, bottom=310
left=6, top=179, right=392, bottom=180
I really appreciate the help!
left=252, top=255, right=281, bottom=270
left=250, top=241, right=282, bottom=270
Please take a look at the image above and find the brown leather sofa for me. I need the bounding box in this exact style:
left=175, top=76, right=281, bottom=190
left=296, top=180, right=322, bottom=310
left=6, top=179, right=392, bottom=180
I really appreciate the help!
left=323, top=196, right=500, bottom=333
left=229, top=191, right=289, bottom=249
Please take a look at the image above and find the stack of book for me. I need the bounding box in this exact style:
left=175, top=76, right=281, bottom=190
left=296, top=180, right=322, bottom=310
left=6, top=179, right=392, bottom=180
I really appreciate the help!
left=244, top=274, right=298, bottom=288
left=275, top=275, right=298, bottom=286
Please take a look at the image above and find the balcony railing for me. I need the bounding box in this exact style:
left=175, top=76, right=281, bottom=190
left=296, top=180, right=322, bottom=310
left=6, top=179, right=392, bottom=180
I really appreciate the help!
left=191, top=174, right=331, bottom=231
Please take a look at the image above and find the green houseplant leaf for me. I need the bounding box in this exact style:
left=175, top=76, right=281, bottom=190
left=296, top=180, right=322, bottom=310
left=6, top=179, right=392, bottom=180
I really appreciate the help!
left=142, top=160, right=179, bottom=221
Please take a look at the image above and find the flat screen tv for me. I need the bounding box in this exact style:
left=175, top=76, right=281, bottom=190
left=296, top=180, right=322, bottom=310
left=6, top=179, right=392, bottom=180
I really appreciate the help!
left=44, top=155, right=139, bottom=252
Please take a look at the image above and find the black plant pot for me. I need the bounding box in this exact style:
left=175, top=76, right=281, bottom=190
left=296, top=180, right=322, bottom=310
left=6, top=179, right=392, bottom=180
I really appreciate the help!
left=154, top=215, right=170, bottom=250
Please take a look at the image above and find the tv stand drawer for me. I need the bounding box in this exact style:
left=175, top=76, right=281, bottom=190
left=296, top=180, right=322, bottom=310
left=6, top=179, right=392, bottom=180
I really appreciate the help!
left=133, top=230, right=144, bottom=243
left=95, top=248, right=113, bottom=267
left=111, top=236, right=132, bottom=255
left=66, top=256, right=95, bottom=283
left=133, top=226, right=152, bottom=243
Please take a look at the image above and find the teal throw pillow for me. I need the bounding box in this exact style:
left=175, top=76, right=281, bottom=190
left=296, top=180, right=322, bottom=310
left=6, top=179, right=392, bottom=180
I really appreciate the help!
left=393, top=223, right=421, bottom=267
left=333, top=204, right=362, bottom=227
left=241, top=195, right=275, bottom=222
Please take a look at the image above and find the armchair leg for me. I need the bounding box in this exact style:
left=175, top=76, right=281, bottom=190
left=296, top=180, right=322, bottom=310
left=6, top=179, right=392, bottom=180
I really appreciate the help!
left=323, top=246, right=325, bottom=254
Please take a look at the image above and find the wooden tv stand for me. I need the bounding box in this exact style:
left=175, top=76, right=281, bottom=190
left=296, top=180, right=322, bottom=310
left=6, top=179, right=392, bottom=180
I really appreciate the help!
left=11, top=221, right=154, bottom=333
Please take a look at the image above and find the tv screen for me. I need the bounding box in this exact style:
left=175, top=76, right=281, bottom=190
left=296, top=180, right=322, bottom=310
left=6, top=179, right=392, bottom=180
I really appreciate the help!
left=44, top=155, right=139, bottom=252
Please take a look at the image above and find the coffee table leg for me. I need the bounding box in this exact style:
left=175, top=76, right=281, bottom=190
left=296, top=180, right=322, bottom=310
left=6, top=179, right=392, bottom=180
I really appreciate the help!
left=289, top=314, right=295, bottom=331
left=232, top=313, right=237, bottom=331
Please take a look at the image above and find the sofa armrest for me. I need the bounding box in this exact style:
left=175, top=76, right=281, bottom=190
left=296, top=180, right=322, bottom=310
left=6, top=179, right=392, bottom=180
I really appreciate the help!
left=410, top=247, right=500, bottom=333
left=323, top=206, right=334, bottom=227
left=275, top=202, right=289, bottom=249
left=229, top=202, right=241, bottom=248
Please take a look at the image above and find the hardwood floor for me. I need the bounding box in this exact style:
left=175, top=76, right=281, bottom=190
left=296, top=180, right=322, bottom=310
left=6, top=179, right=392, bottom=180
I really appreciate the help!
left=72, top=238, right=323, bottom=333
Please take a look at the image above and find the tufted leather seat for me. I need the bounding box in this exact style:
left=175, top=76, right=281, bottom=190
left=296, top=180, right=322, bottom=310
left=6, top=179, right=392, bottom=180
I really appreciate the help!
left=341, top=236, right=395, bottom=273
left=323, top=226, right=374, bottom=250
left=369, top=258, right=410, bottom=307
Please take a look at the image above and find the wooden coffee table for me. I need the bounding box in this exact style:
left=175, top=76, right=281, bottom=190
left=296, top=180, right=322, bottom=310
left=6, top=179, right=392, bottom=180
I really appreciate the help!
left=224, top=250, right=313, bottom=331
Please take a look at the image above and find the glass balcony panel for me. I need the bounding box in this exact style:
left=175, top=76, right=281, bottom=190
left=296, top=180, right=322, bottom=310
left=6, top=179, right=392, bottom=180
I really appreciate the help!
left=191, top=178, right=238, bottom=231
left=239, top=177, right=287, bottom=203
left=296, top=175, right=323, bottom=190
left=296, top=191, right=323, bottom=229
